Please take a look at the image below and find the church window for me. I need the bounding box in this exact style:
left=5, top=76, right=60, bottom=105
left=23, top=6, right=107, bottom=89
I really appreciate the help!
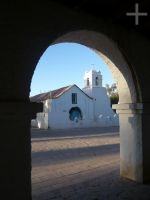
left=87, top=78, right=90, bottom=86
left=69, top=107, right=82, bottom=121
left=95, top=77, right=99, bottom=85
left=72, top=93, right=77, bottom=104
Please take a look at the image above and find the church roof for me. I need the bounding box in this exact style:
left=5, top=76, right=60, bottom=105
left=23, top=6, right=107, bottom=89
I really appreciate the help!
left=30, top=84, right=93, bottom=102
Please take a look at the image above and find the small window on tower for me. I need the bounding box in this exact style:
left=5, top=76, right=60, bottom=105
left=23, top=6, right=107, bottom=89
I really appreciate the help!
left=96, top=77, right=99, bottom=85
left=72, top=93, right=77, bottom=104
left=87, top=78, right=89, bottom=86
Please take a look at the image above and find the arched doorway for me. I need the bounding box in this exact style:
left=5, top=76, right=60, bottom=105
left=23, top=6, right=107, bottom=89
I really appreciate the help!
left=48, top=30, right=142, bottom=182
left=69, top=107, right=83, bottom=121
left=31, top=30, right=143, bottom=183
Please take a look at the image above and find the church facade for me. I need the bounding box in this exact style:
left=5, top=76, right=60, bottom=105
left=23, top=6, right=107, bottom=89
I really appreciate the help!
left=30, top=69, right=119, bottom=129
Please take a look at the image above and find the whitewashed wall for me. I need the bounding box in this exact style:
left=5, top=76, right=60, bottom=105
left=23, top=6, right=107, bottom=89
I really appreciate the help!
left=31, top=112, right=48, bottom=129
left=31, top=85, right=119, bottom=129
left=48, top=86, right=94, bottom=129
left=83, top=86, right=119, bottom=127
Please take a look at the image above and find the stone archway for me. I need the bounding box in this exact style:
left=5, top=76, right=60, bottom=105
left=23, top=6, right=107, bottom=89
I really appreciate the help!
left=47, top=30, right=143, bottom=182
left=52, top=30, right=140, bottom=104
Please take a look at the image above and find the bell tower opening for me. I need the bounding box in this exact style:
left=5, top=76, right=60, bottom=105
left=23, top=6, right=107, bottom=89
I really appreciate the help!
left=95, top=76, right=99, bottom=85
left=87, top=78, right=90, bottom=86
left=84, top=69, right=102, bottom=88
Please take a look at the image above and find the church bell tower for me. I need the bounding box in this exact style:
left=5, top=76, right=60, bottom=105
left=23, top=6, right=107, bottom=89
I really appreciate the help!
left=84, top=69, right=102, bottom=88
left=82, top=69, right=113, bottom=122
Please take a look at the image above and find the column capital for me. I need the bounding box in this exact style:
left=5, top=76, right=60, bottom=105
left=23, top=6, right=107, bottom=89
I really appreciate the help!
left=112, top=103, right=143, bottom=114
left=113, top=103, right=150, bottom=114
left=0, top=101, right=43, bottom=119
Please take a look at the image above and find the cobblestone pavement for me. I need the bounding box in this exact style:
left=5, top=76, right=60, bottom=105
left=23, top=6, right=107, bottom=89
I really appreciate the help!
left=31, top=127, right=150, bottom=200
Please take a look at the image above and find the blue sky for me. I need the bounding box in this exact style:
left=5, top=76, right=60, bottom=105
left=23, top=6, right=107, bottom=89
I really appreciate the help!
left=30, top=43, right=115, bottom=96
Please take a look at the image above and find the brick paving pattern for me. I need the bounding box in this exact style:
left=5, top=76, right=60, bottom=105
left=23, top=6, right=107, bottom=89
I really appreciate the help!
left=31, top=127, right=150, bottom=200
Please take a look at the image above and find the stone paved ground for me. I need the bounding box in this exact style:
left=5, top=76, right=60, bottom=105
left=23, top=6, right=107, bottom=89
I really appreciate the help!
left=31, top=127, right=150, bottom=200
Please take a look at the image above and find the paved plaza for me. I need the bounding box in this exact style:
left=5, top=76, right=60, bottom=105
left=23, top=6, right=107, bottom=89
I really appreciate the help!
left=31, top=127, right=150, bottom=200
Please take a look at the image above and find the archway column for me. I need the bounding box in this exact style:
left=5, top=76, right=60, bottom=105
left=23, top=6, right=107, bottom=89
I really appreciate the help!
left=0, top=101, right=42, bottom=199
left=140, top=103, right=150, bottom=183
left=113, top=103, right=143, bottom=182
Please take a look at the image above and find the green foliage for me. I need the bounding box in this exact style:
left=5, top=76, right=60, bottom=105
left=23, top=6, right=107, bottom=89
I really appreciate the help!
left=105, top=83, right=119, bottom=110
left=110, top=92, right=119, bottom=105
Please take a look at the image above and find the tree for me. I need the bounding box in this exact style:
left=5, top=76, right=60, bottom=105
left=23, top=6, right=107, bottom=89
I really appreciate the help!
left=105, top=83, right=119, bottom=111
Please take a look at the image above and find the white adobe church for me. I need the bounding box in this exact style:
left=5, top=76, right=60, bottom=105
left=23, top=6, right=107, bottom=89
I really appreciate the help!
left=30, top=69, right=119, bottom=129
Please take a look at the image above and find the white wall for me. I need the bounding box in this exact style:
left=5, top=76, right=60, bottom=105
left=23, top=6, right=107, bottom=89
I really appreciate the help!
left=48, top=85, right=94, bottom=129
left=36, top=112, right=48, bottom=129
left=31, top=100, right=49, bottom=129
left=83, top=86, right=119, bottom=127
left=32, top=85, right=119, bottom=130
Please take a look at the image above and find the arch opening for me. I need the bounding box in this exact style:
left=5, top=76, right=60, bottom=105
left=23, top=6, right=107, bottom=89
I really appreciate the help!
left=52, top=30, right=140, bottom=104
left=31, top=29, right=143, bottom=199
